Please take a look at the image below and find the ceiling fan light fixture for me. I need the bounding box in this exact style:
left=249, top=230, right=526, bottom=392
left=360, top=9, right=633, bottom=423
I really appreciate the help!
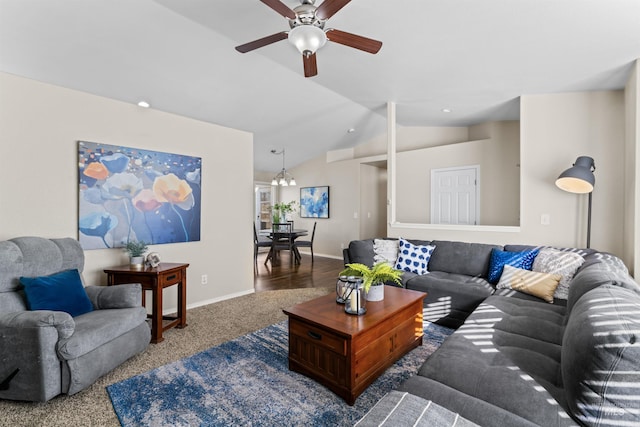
left=288, top=25, right=326, bottom=55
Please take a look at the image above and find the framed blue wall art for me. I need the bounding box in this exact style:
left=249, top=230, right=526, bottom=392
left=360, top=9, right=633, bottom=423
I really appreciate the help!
left=78, top=141, right=202, bottom=250
left=300, top=186, right=329, bottom=219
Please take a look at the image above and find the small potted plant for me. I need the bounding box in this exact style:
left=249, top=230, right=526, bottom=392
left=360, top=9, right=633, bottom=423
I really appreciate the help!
left=339, top=262, right=403, bottom=302
left=125, top=240, right=148, bottom=268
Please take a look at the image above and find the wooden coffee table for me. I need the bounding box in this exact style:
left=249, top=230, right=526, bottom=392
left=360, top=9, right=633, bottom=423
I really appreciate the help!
left=283, top=286, right=426, bottom=405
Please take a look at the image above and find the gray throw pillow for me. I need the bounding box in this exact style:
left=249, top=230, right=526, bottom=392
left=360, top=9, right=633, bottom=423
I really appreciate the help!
left=532, top=248, right=584, bottom=300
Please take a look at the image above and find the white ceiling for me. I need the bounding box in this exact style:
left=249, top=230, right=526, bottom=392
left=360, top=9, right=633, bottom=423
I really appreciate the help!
left=1, top=0, right=639, bottom=173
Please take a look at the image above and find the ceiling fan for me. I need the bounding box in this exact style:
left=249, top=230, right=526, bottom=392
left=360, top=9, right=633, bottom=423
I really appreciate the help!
left=235, top=0, right=382, bottom=78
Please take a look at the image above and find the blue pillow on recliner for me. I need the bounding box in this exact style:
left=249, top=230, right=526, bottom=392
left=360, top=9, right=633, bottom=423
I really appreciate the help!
left=20, top=269, right=94, bottom=317
left=487, top=248, right=539, bottom=284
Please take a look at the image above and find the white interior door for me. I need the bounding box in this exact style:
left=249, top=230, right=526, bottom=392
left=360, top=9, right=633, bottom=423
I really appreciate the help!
left=431, top=166, right=479, bottom=225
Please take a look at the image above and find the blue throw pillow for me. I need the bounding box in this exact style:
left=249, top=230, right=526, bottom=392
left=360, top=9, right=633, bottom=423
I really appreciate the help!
left=394, top=237, right=436, bottom=275
left=20, top=269, right=94, bottom=317
left=487, top=248, right=539, bottom=284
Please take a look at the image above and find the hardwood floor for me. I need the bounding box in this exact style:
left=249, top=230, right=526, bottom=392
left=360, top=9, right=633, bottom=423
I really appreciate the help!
left=254, top=250, right=345, bottom=292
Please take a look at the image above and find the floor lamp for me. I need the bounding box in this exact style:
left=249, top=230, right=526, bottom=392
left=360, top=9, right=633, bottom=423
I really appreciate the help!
left=555, top=156, right=596, bottom=248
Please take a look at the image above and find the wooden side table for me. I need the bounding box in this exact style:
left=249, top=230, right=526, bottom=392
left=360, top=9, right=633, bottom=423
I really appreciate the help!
left=104, top=262, right=189, bottom=343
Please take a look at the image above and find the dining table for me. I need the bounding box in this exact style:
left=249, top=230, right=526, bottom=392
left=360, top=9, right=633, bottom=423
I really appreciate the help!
left=260, top=228, right=308, bottom=265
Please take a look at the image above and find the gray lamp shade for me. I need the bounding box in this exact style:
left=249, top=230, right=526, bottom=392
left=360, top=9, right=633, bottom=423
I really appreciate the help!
left=555, top=156, right=596, bottom=194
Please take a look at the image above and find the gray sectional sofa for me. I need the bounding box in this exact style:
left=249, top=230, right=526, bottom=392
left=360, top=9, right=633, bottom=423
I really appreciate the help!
left=346, top=238, right=640, bottom=426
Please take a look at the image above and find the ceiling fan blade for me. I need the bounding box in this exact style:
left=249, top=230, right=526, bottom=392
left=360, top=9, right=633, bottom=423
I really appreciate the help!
left=315, top=0, right=352, bottom=20
left=326, top=29, right=382, bottom=54
left=303, top=53, right=318, bottom=77
left=259, top=0, right=297, bottom=19
left=235, top=32, right=288, bottom=53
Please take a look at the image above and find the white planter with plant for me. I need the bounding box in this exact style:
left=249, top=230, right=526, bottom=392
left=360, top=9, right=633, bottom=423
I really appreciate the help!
left=339, top=262, right=403, bottom=302
left=125, top=240, right=148, bottom=268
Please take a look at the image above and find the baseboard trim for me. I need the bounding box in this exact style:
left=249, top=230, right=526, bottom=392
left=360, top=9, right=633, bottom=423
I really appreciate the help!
left=296, top=250, right=343, bottom=260
left=161, top=288, right=256, bottom=315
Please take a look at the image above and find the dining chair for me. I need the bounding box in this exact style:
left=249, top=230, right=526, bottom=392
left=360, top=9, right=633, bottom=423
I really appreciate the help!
left=254, top=224, right=272, bottom=265
left=266, top=222, right=295, bottom=265
left=294, top=221, right=316, bottom=263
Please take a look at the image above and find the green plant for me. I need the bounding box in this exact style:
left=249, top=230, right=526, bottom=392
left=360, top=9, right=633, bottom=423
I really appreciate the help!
left=273, top=200, right=297, bottom=214
left=339, top=262, right=403, bottom=293
left=272, top=200, right=298, bottom=223
left=124, top=240, right=148, bottom=257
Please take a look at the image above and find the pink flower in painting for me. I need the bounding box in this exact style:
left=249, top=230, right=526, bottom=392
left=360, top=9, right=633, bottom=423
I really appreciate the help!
left=133, top=189, right=162, bottom=212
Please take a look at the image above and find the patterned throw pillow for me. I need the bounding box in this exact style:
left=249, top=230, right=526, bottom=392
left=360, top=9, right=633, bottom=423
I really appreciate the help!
left=496, top=265, right=562, bottom=303
left=487, top=248, right=539, bottom=284
left=394, top=237, right=435, bottom=275
left=532, top=248, right=585, bottom=300
left=373, top=239, right=399, bottom=267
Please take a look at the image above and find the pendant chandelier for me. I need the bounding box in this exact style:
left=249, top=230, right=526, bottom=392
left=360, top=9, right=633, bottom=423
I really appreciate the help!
left=271, top=149, right=296, bottom=186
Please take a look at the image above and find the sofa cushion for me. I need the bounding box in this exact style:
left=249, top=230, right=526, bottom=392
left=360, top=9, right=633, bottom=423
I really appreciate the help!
left=56, top=306, right=148, bottom=360
left=496, top=265, right=561, bottom=303
left=347, top=239, right=376, bottom=266
left=562, top=285, right=640, bottom=426
left=415, top=329, right=571, bottom=425
left=395, top=238, right=435, bottom=275
left=532, top=248, right=584, bottom=300
left=397, top=376, right=552, bottom=427
left=566, top=262, right=640, bottom=315
left=428, top=240, right=501, bottom=278
left=20, top=269, right=94, bottom=317
left=487, top=248, right=539, bottom=284
left=355, top=390, right=480, bottom=427
left=474, top=295, right=567, bottom=345
left=405, top=272, right=493, bottom=328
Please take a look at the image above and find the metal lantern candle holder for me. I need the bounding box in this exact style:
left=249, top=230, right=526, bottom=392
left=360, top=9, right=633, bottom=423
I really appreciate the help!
left=344, top=278, right=366, bottom=315
left=336, top=275, right=349, bottom=304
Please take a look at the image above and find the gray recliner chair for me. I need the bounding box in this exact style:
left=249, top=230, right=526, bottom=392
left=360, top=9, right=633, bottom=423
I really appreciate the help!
left=0, top=236, right=150, bottom=402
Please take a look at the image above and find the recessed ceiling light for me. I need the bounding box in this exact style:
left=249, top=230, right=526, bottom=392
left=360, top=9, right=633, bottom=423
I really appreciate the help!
left=442, top=108, right=452, bottom=113
left=347, top=128, right=356, bottom=133
left=137, top=101, right=150, bottom=108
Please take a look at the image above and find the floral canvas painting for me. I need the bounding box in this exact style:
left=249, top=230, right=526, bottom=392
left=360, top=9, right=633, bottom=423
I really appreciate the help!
left=300, top=186, right=329, bottom=218
left=78, top=141, right=202, bottom=250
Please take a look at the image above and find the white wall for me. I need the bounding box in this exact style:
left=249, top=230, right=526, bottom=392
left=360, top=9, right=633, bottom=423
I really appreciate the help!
left=0, top=72, right=255, bottom=310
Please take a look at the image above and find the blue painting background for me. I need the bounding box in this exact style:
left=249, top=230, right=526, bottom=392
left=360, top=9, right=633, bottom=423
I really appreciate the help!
left=78, top=141, right=202, bottom=250
left=300, top=186, right=329, bottom=218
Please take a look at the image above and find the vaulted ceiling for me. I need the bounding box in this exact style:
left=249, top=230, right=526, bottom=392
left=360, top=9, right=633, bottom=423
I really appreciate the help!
left=1, top=0, right=639, bottom=173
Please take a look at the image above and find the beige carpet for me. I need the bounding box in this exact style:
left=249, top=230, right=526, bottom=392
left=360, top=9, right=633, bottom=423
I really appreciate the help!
left=1, top=287, right=333, bottom=427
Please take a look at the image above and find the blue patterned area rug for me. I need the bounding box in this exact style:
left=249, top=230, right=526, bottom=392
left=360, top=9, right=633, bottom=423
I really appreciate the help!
left=107, top=321, right=453, bottom=427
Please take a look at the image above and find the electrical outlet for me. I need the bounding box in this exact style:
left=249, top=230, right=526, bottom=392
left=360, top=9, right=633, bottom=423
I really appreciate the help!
left=201, top=274, right=208, bottom=285
left=541, top=214, right=550, bottom=225
left=340, top=243, right=345, bottom=249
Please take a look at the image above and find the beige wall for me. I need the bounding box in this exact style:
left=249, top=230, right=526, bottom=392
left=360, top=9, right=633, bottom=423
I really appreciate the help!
left=355, top=126, right=470, bottom=158
left=395, top=121, right=520, bottom=226
left=625, top=60, right=640, bottom=276
left=282, top=90, right=629, bottom=262
left=277, top=155, right=361, bottom=258
left=359, top=164, right=387, bottom=239
left=389, top=91, right=626, bottom=258
left=0, top=72, right=255, bottom=310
